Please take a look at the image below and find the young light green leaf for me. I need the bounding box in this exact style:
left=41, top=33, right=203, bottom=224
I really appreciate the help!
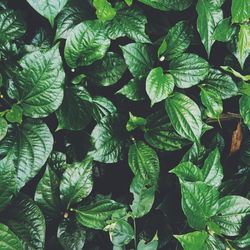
left=0, top=156, right=16, bottom=213
left=60, top=157, right=93, bottom=209
left=104, top=2, right=150, bottom=43
left=128, top=140, right=160, bottom=186
left=120, top=43, right=155, bottom=79
left=0, top=119, right=53, bottom=190
left=56, top=85, right=92, bottom=131
left=165, top=92, right=203, bottom=143
left=14, top=44, right=65, bottom=118
left=130, top=175, right=155, bottom=218
left=158, top=39, right=167, bottom=59
left=75, top=200, right=126, bottom=230
left=57, top=220, right=86, bottom=250
left=220, top=65, right=250, bottom=81
left=137, top=0, right=192, bottom=11
left=212, top=195, right=250, bottom=236
left=0, top=117, right=8, bottom=141
left=163, top=21, right=193, bottom=60
left=6, top=105, right=22, bottom=123
left=126, top=113, right=146, bottom=132
left=231, top=0, right=250, bottom=23
left=64, top=20, right=110, bottom=68
left=239, top=96, right=250, bottom=129
left=169, top=162, right=203, bottom=182
left=168, top=53, right=209, bottom=88
left=181, top=182, right=219, bottom=230
left=196, top=0, right=224, bottom=57
left=91, top=114, right=128, bottom=163
left=238, top=25, right=250, bottom=65
left=213, top=17, right=237, bottom=42
left=34, top=165, right=61, bottom=217
left=146, top=67, right=175, bottom=106
left=3, top=195, right=46, bottom=250
left=200, top=87, right=223, bottom=119
left=124, top=0, right=133, bottom=6
left=174, top=231, right=208, bottom=250
left=0, top=223, right=24, bottom=250
left=93, top=0, right=116, bottom=22
left=116, top=78, right=146, bottom=101
left=202, top=148, right=223, bottom=188
left=86, top=52, right=127, bottom=86
left=26, top=0, right=68, bottom=26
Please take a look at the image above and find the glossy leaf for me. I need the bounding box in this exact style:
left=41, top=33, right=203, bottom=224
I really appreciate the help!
left=231, top=0, right=250, bottom=23
left=64, top=20, right=110, bottom=68
left=0, top=223, right=23, bottom=250
left=233, top=229, right=250, bottom=248
left=238, top=25, right=250, bottom=67
left=239, top=95, right=250, bottom=129
left=146, top=67, right=175, bottom=106
left=181, top=182, right=219, bottom=230
left=56, top=85, right=92, bottom=131
left=165, top=92, right=203, bottom=143
left=75, top=200, right=126, bottom=230
left=126, top=113, right=146, bottom=132
left=26, top=0, right=68, bottom=26
left=0, top=119, right=53, bottom=189
left=93, top=0, right=116, bottom=22
left=128, top=140, right=160, bottom=186
left=0, top=117, right=8, bottom=141
left=60, top=157, right=93, bottom=209
left=168, top=53, right=209, bottom=88
left=14, top=44, right=65, bottom=118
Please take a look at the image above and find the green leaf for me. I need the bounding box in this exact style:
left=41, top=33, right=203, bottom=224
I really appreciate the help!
left=196, top=0, right=224, bottom=57
left=130, top=175, right=155, bottom=218
left=34, top=165, right=61, bottom=217
left=213, top=17, right=237, bottom=42
left=92, top=96, right=117, bottom=123
left=126, top=113, right=146, bottom=132
left=204, top=69, right=238, bottom=99
left=168, top=53, right=209, bottom=88
left=60, top=157, right=93, bottom=209
left=174, top=231, right=208, bottom=250
left=200, top=87, right=223, bottom=119
left=163, top=21, right=193, bottom=61
left=204, top=234, right=225, bottom=250
left=93, top=0, right=116, bottom=22
left=3, top=195, right=46, bottom=249
left=220, top=65, right=250, bottom=81
left=75, top=200, right=126, bottom=230
left=202, top=148, right=223, bottom=188
left=212, top=195, right=250, bottom=236
left=144, top=112, right=189, bottom=151
left=0, top=119, right=53, bottom=189
left=0, top=117, right=8, bottom=141
left=239, top=95, right=250, bottom=129
left=124, top=0, right=133, bottom=6
left=86, top=52, right=127, bottom=86
left=165, top=92, right=203, bottom=143
left=116, top=78, right=146, bottom=101
left=128, top=140, right=160, bottom=186
left=0, top=223, right=24, bottom=250
left=105, top=220, right=134, bottom=246
left=0, top=9, right=26, bottom=45
left=146, top=67, right=175, bottom=106
left=233, top=229, right=250, bottom=248
left=26, top=0, right=68, bottom=26
left=181, top=182, right=219, bottom=230
left=14, top=44, right=65, bottom=118
left=64, top=20, right=110, bottom=68
left=137, top=0, right=192, bottom=11
left=91, top=114, right=128, bottom=163
left=137, top=235, right=158, bottom=250
left=57, top=219, right=86, bottom=250
left=120, top=43, right=155, bottom=79
left=71, top=74, right=86, bottom=85
left=56, top=85, right=92, bottom=131
left=6, top=104, right=22, bottom=123
left=0, top=156, right=16, bottom=213
left=238, top=25, right=250, bottom=66
left=104, top=3, right=150, bottom=43
left=169, top=162, right=203, bottom=182
left=231, top=0, right=250, bottom=23
left=55, top=1, right=93, bottom=40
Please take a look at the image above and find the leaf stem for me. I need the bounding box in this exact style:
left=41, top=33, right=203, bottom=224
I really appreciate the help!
left=133, top=217, right=137, bottom=249
left=206, top=113, right=241, bottom=123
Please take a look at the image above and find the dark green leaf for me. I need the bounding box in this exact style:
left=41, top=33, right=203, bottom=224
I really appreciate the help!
left=165, top=92, right=203, bottom=143
left=93, top=0, right=116, bottom=22
left=231, top=0, right=250, bottom=23
left=64, top=20, right=110, bottom=68
left=233, top=229, right=250, bottom=248
left=0, top=119, right=53, bottom=189
left=240, top=95, right=250, bottom=129
left=204, top=234, right=225, bottom=250
left=168, top=53, right=209, bottom=88
left=0, top=117, right=8, bottom=141
left=56, top=85, right=92, bottom=131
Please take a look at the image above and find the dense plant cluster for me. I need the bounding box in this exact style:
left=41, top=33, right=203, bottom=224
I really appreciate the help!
left=0, top=0, right=250, bottom=249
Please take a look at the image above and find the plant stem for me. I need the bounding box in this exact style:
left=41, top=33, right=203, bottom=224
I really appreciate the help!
left=133, top=217, right=137, bottom=249
left=206, top=112, right=241, bottom=124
